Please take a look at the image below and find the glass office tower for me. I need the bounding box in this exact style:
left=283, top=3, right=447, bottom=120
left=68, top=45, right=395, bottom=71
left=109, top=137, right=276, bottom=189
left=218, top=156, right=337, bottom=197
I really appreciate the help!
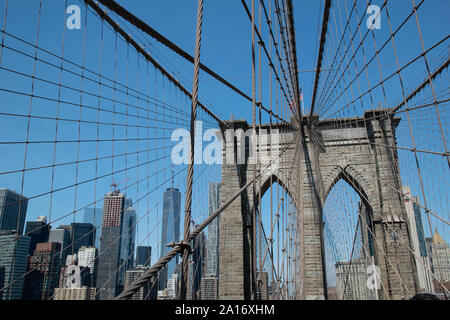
left=159, top=188, right=181, bottom=290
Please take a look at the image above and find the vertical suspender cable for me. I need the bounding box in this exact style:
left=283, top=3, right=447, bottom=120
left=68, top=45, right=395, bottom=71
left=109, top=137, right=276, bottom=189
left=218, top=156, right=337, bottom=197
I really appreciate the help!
left=180, top=0, right=204, bottom=300
left=251, top=0, right=258, bottom=301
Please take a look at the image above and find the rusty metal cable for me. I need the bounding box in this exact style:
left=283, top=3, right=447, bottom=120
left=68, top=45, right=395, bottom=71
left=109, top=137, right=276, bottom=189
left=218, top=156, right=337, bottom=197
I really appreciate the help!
left=240, top=0, right=294, bottom=108
left=391, top=57, right=450, bottom=114
left=115, top=175, right=256, bottom=300
left=94, top=0, right=288, bottom=124
left=115, top=138, right=293, bottom=300
left=179, top=0, right=204, bottom=300
left=83, top=0, right=226, bottom=128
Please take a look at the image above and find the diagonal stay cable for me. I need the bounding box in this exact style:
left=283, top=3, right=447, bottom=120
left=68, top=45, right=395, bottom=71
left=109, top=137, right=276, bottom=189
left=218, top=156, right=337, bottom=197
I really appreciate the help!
left=240, top=0, right=294, bottom=110
left=91, top=0, right=288, bottom=124
left=390, top=56, right=450, bottom=114
left=83, top=0, right=227, bottom=128
left=115, top=138, right=294, bottom=300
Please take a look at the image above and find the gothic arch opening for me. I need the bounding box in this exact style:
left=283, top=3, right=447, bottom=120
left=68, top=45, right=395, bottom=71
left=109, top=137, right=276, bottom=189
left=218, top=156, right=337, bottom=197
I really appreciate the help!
left=322, top=175, right=377, bottom=300
left=254, top=175, right=299, bottom=300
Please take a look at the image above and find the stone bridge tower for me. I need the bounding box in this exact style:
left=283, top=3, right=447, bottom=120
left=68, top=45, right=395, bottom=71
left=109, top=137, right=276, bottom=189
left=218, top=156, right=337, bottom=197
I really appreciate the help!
left=218, top=109, right=418, bottom=300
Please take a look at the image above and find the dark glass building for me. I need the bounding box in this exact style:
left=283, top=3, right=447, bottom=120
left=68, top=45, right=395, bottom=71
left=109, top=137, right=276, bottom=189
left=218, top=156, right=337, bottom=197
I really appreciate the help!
left=136, top=246, right=151, bottom=267
left=0, top=230, right=30, bottom=300
left=413, top=201, right=428, bottom=257
left=97, top=226, right=122, bottom=300
left=201, top=183, right=221, bottom=300
left=119, top=200, right=136, bottom=289
left=205, top=183, right=221, bottom=277
left=159, top=188, right=181, bottom=290
left=48, top=228, right=71, bottom=265
left=23, top=242, right=61, bottom=300
left=24, top=217, right=50, bottom=255
left=188, top=228, right=206, bottom=300
left=83, top=208, right=102, bottom=249
left=0, top=188, right=28, bottom=235
left=60, top=223, right=95, bottom=257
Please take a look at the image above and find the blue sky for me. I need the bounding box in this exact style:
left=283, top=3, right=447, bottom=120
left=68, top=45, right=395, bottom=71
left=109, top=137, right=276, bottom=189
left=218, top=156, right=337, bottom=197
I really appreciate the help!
left=0, top=0, right=448, bottom=288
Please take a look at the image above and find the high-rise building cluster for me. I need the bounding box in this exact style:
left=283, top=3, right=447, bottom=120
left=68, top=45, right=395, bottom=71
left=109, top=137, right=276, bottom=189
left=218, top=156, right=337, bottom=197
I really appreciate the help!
left=0, top=187, right=138, bottom=300
left=1, top=181, right=445, bottom=300
left=0, top=183, right=203, bottom=300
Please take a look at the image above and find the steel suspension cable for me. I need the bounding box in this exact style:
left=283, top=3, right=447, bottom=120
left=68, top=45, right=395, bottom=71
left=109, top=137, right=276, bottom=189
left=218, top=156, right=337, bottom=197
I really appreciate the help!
left=180, top=0, right=203, bottom=301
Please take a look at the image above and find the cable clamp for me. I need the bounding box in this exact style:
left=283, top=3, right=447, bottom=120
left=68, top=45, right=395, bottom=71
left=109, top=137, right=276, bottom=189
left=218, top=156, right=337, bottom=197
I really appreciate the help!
left=166, top=241, right=193, bottom=254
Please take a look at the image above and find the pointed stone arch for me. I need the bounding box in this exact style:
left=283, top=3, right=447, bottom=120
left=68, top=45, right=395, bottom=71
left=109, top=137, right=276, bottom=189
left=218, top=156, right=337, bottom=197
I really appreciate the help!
left=254, top=174, right=297, bottom=212
left=218, top=110, right=418, bottom=300
left=323, top=165, right=371, bottom=206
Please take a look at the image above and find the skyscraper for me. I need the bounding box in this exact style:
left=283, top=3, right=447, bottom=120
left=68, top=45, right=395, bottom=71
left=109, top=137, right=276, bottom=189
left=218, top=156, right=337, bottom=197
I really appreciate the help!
left=0, top=188, right=28, bottom=235
left=119, top=199, right=136, bottom=288
left=201, top=183, right=221, bottom=300
left=335, top=259, right=375, bottom=300
left=121, top=203, right=136, bottom=269
left=402, top=186, right=434, bottom=292
left=186, top=229, right=206, bottom=300
left=61, top=223, right=95, bottom=256
left=159, top=188, right=181, bottom=290
left=78, top=246, right=98, bottom=287
left=96, top=191, right=125, bottom=300
left=427, top=229, right=450, bottom=283
left=0, top=230, right=30, bottom=300
left=205, top=183, right=221, bottom=277
left=78, top=246, right=97, bottom=273
left=188, top=228, right=206, bottom=300
left=357, top=201, right=374, bottom=258
left=200, top=276, right=218, bottom=300
left=49, top=228, right=70, bottom=265
left=166, top=272, right=179, bottom=300
left=24, top=216, right=50, bottom=255
left=23, top=242, right=61, bottom=300
left=125, top=266, right=158, bottom=300
left=136, top=246, right=152, bottom=267
left=102, top=191, right=125, bottom=227
left=83, top=208, right=103, bottom=248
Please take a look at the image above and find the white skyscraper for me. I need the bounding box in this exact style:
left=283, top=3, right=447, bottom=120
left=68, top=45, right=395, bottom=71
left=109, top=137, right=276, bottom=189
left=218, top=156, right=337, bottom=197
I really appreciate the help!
left=335, top=259, right=376, bottom=300
left=167, top=273, right=179, bottom=299
left=78, top=246, right=97, bottom=274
